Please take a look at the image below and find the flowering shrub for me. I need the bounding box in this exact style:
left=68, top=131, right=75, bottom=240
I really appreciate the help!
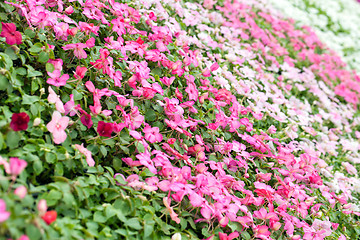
left=0, top=0, right=360, bottom=239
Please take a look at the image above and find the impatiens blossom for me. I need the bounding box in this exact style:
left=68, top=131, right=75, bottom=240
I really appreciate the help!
left=143, top=124, right=163, bottom=143
left=0, top=199, right=10, bottom=222
left=46, top=111, right=69, bottom=144
left=9, top=157, right=27, bottom=176
left=97, top=121, right=113, bottom=137
left=10, top=112, right=29, bottom=131
left=47, top=70, right=69, bottom=87
left=74, top=144, right=95, bottom=167
left=0, top=22, right=22, bottom=45
left=74, top=66, right=87, bottom=79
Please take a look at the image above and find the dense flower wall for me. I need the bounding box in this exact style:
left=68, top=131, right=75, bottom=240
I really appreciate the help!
left=0, top=0, right=360, bottom=239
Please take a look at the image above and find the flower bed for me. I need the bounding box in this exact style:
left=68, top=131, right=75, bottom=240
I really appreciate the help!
left=0, top=0, right=359, bottom=239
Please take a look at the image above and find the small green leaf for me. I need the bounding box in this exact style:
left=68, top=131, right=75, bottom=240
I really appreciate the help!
left=136, top=142, right=145, bottom=153
left=125, top=218, right=142, bottom=230
left=5, top=47, right=17, bottom=60
left=22, top=94, right=39, bottom=105
left=45, top=152, right=57, bottom=163
left=29, top=43, right=43, bottom=53
left=94, top=211, right=107, bottom=223
left=0, top=75, right=9, bottom=91
left=46, top=63, right=55, bottom=73
left=6, top=131, right=21, bottom=149
left=33, top=160, right=43, bottom=175
left=145, top=110, right=157, bottom=122
left=38, top=51, right=49, bottom=63
left=25, top=29, right=36, bottom=38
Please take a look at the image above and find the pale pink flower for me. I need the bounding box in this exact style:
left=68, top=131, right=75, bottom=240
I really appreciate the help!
left=74, top=144, right=95, bottom=167
left=46, top=111, right=69, bottom=144
left=37, top=199, right=47, bottom=216
left=14, top=185, right=27, bottom=199
left=48, top=87, right=65, bottom=113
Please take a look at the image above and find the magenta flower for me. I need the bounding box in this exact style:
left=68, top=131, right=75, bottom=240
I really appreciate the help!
left=46, top=111, right=69, bottom=144
left=0, top=22, right=22, bottom=45
left=0, top=199, right=10, bottom=223
left=97, top=121, right=113, bottom=137
left=47, top=70, right=69, bottom=87
left=10, top=112, right=30, bottom=131
left=9, top=157, right=27, bottom=176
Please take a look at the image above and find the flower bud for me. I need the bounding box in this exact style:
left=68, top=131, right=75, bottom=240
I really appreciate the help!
left=33, top=118, right=41, bottom=126
left=171, top=233, right=181, bottom=240
left=37, top=199, right=47, bottom=216
left=14, top=185, right=27, bottom=199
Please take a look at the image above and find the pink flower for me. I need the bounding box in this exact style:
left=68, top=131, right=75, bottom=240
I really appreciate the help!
left=63, top=42, right=88, bottom=59
left=48, top=87, right=65, bottom=113
left=143, top=125, right=163, bottom=143
left=47, top=70, right=69, bottom=87
left=218, top=232, right=239, bottom=240
left=0, top=22, right=22, bottom=45
left=74, top=144, right=95, bottom=167
left=46, top=111, right=69, bottom=144
left=0, top=199, right=10, bottom=222
left=14, top=185, right=27, bottom=199
left=17, top=235, right=30, bottom=240
left=185, top=75, right=198, bottom=101
left=9, top=157, right=27, bottom=176
left=37, top=199, right=47, bottom=216
left=74, top=66, right=87, bottom=79
left=163, top=197, right=180, bottom=224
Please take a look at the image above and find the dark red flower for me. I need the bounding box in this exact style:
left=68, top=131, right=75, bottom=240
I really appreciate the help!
left=97, top=121, right=113, bottom=137
left=41, top=210, right=57, bottom=225
left=10, top=112, right=30, bottom=131
left=0, top=22, right=22, bottom=45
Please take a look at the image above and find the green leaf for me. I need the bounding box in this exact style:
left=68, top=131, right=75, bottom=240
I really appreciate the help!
left=125, top=218, right=142, bottom=230
left=144, top=223, right=154, bottom=238
left=46, top=189, right=62, bottom=206
left=33, top=160, right=43, bottom=175
left=94, top=211, right=107, bottom=223
left=22, top=94, right=39, bottom=105
left=6, top=131, right=21, bottom=149
left=0, top=133, right=4, bottom=150
left=100, top=145, right=107, bottom=157
left=46, top=63, right=55, bottom=73
left=136, top=142, right=145, bottom=153
left=5, top=47, right=17, bottom=60
left=72, top=89, right=83, bottom=100
left=25, top=28, right=36, bottom=38
left=241, top=231, right=251, bottom=240
left=26, top=224, right=41, bottom=240
left=0, top=75, right=9, bottom=91
left=29, top=43, right=43, bottom=53
left=45, top=152, right=57, bottom=163
left=145, top=109, right=157, bottom=122
left=26, top=65, right=42, bottom=77
left=38, top=51, right=49, bottom=63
